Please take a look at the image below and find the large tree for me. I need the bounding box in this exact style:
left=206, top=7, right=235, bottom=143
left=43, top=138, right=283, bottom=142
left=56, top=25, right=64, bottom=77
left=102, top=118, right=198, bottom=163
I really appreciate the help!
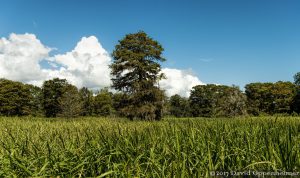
left=79, top=87, right=94, bottom=116
left=42, top=78, right=69, bottom=117
left=58, top=84, right=83, bottom=118
left=169, top=94, right=191, bottom=117
left=112, top=92, right=128, bottom=117
left=0, top=79, right=31, bottom=116
left=110, top=31, right=166, bottom=120
left=245, top=82, right=297, bottom=115
left=25, top=84, right=43, bottom=116
left=93, top=88, right=113, bottom=116
left=189, top=84, right=247, bottom=117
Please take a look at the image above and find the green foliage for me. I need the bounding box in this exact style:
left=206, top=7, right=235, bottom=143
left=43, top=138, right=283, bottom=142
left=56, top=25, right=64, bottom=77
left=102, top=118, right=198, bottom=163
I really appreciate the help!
left=112, top=92, right=128, bottom=117
left=291, top=86, right=300, bottom=114
left=2, top=76, right=300, bottom=119
left=189, top=84, right=247, bottom=117
left=245, top=82, right=297, bottom=115
left=79, top=87, right=94, bottom=116
left=25, top=84, right=43, bottom=116
left=169, top=94, right=191, bottom=117
left=42, top=78, right=70, bottom=117
left=0, top=79, right=31, bottom=116
left=58, top=84, right=83, bottom=118
left=122, top=87, right=165, bottom=120
left=218, top=85, right=248, bottom=117
left=0, top=116, right=299, bottom=176
left=293, top=72, right=300, bottom=86
left=110, top=31, right=166, bottom=120
left=93, top=88, right=113, bottom=116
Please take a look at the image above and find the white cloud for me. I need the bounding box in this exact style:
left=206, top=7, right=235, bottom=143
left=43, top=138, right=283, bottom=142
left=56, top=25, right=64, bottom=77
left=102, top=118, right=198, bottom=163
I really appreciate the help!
left=0, top=33, right=51, bottom=84
left=0, top=34, right=111, bottom=88
left=51, top=36, right=111, bottom=89
left=0, top=33, right=205, bottom=97
left=160, top=68, right=205, bottom=97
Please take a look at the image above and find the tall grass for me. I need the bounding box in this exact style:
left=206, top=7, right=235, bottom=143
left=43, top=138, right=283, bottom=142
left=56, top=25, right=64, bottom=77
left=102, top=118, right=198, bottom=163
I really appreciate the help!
left=0, top=116, right=299, bottom=177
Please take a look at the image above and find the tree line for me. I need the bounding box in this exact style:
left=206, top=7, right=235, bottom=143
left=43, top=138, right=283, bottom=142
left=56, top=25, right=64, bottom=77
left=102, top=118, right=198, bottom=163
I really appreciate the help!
left=168, top=80, right=300, bottom=117
left=1, top=31, right=300, bottom=120
left=0, top=77, right=130, bottom=118
left=1, top=77, right=300, bottom=118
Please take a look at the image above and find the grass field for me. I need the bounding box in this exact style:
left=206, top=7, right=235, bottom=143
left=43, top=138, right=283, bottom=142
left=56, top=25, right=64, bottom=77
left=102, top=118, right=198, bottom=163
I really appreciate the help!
left=0, top=116, right=299, bottom=177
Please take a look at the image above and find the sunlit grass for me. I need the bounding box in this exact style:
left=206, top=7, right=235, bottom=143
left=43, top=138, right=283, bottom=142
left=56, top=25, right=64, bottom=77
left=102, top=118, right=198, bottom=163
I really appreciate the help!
left=0, top=116, right=299, bottom=177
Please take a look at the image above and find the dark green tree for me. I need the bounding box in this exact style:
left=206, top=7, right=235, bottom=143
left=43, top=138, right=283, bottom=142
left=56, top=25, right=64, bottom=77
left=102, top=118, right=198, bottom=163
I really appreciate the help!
left=218, top=85, right=247, bottom=117
left=0, top=79, right=31, bottom=116
left=293, top=72, right=300, bottom=86
left=271, top=82, right=297, bottom=114
left=245, top=82, right=297, bottom=115
left=110, top=31, right=166, bottom=120
left=93, top=88, right=113, bottom=116
left=58, top=84, right=83, bottom=118
left=291, top=86, right=300, bottom=114
left=189, top=84, right=218, bottom=117
left=169, top=94, right=190, bottom=117
left=42, top=78, right=69, bottom=117
left=112, top=92, right=129, bottom=117
left=189, top=84, right=247, bottom=117
left=292, top=72, right=300, bottom=113
left=25, top=84, right=43, bottom=116
left=79, top=87, right=94, bottom=116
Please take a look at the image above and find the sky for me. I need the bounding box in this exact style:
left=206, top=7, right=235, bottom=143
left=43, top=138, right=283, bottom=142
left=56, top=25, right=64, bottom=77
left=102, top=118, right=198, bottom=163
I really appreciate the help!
left=0, top=0, right=300, bottom=96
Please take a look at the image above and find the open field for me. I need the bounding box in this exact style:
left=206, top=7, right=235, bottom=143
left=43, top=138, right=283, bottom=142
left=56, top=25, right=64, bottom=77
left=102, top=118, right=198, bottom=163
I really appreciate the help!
left=0, top=117, right=299, bottom=177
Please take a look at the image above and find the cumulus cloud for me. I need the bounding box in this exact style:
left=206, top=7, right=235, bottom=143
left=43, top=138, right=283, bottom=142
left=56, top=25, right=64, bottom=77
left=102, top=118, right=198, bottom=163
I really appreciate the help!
left=0, top=33, right=51, bottom=84
left=160, top=68, right=205, bottom=97
left=0, top=33, right=205, bottom=97
left=51, top=36, right=111, bottom=89
left=0, top=34, right=111, bottom=88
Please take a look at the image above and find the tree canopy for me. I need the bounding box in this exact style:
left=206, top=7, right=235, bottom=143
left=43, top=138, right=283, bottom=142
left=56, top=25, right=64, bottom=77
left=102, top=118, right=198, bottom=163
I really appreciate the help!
left=169, top=94, right=191, bottom=117
left=110, top=31, right=166, bottom=120
left=294, top=72, right=300, bottom=86
left=0, top=79, right=31, bottom=116
left=93, top=88, right=113, bottom=116
left=245, top=82, right=297, bottom=115
left=42, top=78, right=70, bottom=117
left=58, top=84, right=83, bottom=118
left=189, top=84, right=247, bottom=117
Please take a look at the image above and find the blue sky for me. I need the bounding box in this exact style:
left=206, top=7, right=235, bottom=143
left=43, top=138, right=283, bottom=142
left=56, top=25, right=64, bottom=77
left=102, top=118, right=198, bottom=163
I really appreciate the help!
left=1, top=0, right=300, bottom=89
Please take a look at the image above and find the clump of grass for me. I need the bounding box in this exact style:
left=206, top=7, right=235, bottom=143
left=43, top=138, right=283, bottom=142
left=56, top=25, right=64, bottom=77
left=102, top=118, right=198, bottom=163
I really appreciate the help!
left=0, top=116, right=299, bottom=177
